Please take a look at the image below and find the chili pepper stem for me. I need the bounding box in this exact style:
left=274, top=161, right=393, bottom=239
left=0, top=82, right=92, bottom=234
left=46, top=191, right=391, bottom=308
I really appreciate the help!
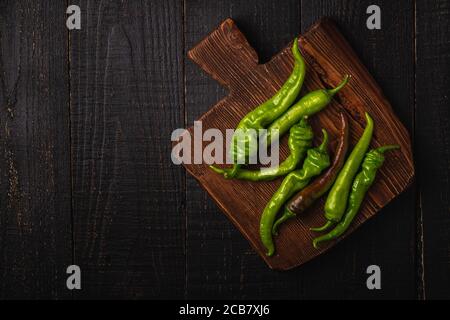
left=310, top=220, right=334, bottom=232
left=327, top=74, right=350, bottom=96
left=318, top=129, right=329, bottom=151
left=209, top=165, right=227, bottom=175
left=313, top=238, right=323, bottom=249
left=272, top=209, right=295, bottom=235
left=225, top=164, right=241, bottom=178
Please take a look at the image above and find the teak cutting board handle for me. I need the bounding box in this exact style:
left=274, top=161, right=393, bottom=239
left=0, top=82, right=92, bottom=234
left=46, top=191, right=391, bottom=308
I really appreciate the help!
left=183, top=18, right=414, bottom=270
left=188, top=19, right=259, bottom=90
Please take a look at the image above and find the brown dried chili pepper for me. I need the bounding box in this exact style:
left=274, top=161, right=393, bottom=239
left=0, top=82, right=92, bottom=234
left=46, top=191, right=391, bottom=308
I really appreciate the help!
left=272, top=112, right=349, bottom=234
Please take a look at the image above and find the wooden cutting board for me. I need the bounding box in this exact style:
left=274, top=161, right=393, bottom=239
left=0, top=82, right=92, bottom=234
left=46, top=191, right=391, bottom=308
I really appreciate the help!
left=180, top=18, right=414, bottom=270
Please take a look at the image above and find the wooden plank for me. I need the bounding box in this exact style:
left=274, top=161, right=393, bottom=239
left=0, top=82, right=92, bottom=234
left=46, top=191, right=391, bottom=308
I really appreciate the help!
left=182, top=17, right=414, bottom=272
left=184, top=0, right=304, bottom=299
left=0, top=0, right=72, bottom=298
left=416, top=0, right=450, bottom=300
left=298, top=0, right=417, bottom=299
left=70, top=0, right=185, bottom=298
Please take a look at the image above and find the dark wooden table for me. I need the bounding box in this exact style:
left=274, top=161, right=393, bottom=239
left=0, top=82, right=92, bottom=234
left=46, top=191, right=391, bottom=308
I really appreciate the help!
left=0, top=0, right=448, bottom=300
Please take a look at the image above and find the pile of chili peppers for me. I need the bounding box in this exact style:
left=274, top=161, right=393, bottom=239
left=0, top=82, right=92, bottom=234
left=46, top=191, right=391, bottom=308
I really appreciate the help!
left=210, top=38, right=399, bottom=257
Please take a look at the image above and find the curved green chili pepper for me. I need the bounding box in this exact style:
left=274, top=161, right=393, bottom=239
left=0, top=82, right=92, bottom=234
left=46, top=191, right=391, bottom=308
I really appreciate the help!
left=311, top=112, right=374, bottom=232
left=224, top=38, right=306, bottom=178
left=266, top=75, right=349, bottom=146
left=260, top=130, right=330, bottom=256
left=313, top=145, right=399, bottom=248
left=210, top=117, right=313, bottom=181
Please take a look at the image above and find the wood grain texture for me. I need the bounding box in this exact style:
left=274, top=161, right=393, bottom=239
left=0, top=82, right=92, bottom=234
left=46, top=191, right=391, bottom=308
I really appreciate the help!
left=416, top=0, right=450, bottom=299
left=0, top=0, right=72, bottom=298
left=70, top=0, right=185, bottom=298
left=182, top=18, right=414, bottom=270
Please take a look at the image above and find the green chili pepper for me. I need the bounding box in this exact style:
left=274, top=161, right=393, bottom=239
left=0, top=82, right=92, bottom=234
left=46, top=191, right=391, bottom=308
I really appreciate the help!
left=313, top=145, right=399, bottom=248
left=224, top=38, right=306, bottom=178
left=224, top=74, right=349, bottom=180
left=210, top=116, right=313, bottom=181
left=311, top=112, right=374, bottom=232
left=266, top=75, right=349, bottom=147
left=260, top=129, right=330, bottom=256
left=272, top=112, right=350, bottom=235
